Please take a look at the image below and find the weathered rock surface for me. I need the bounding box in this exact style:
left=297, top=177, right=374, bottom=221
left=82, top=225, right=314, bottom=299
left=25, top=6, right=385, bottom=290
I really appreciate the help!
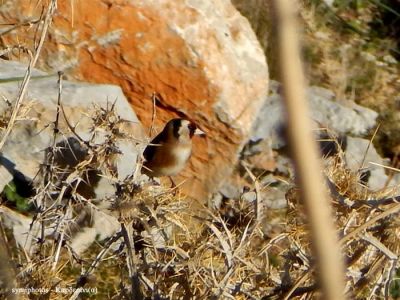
left=0, top=206, right=50, bottom=252
left=0, top=59, right=144, bottom=253
left=0, top=60, right=145, bottom=253
left=251, top=80, right=379, bottom=149
left=226, top=79, right=386, bottom=213
left=0, top=60, right=142, bottom=184
left=0, top=0, right=269, bottom=201
left=345, top=137, right=389, bottom=190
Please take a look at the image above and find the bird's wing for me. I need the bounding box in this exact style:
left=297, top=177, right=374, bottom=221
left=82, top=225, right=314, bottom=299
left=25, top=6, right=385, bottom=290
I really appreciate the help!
left=143, top=132, right=165, bottom=162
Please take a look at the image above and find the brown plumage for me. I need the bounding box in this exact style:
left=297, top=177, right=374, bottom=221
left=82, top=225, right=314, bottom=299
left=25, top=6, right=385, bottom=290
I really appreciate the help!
left=142, top=118, right=204, bottom=178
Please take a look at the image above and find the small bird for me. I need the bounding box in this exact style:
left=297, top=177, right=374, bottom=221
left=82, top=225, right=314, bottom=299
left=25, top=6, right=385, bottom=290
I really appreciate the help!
left=142, top=118, right=205, bottom=178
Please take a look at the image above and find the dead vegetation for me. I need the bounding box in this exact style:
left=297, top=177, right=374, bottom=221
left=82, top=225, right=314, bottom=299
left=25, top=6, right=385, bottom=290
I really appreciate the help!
left=1, top=99, right=399, bottom=299
left=234, top=0, right=400, bottom=160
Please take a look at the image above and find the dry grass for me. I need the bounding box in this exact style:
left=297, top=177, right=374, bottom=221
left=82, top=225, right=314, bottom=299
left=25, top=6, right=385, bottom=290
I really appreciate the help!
left=298, top=0, right=400, bottom=158
left=300, top=1, right=399, bottom=105
left=0, top=97, right=399, bottom=299
left=234, top=0, right=400, bottom=158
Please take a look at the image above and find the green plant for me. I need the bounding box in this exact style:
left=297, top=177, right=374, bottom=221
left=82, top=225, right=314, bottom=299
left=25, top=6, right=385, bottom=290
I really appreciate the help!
left=390, top=268, right=400, bottom=298
left=3, top=181, right=34, bottom=212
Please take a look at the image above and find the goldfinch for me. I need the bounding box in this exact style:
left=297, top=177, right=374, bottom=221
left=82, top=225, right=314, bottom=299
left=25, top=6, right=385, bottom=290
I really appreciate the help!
left=142, top=118, right=204, bottom=178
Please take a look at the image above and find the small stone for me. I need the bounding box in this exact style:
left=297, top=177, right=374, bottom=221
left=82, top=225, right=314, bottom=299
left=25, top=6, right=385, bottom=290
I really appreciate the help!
left=345, top=136, right=388, bottom=190
left=241, top=191, right=256, bottom=203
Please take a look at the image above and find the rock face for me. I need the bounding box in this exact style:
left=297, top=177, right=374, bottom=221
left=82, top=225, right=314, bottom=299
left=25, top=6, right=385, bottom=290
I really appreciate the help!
left=345, top=137, right=389, bottom=190
left=0, top=0, right=269, bottom=201
left=246, top=80, right=388, bottom=192
left=0, top=60, right=142, bottom=186
left=251, top=81, right=379, bottom=149
left=0, top=59, right=142, bottom=253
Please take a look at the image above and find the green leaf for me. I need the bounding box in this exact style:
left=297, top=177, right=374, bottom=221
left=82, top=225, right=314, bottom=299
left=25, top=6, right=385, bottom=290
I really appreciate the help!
left=3, top=181, right=33, bottom=212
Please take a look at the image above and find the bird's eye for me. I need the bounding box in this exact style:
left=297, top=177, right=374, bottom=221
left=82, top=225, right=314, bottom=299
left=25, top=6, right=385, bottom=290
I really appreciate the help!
left=188, top=123, right=196, bottom=132
left=188, top=123, right=197, bottom=137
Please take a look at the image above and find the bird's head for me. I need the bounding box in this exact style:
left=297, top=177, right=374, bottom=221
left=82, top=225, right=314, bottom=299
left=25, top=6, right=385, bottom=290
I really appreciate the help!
left=165, top=118, right=205, bottom=143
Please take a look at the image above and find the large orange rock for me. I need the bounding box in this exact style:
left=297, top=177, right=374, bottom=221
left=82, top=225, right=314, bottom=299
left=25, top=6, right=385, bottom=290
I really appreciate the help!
left=0, top=0, right=269, bottom=201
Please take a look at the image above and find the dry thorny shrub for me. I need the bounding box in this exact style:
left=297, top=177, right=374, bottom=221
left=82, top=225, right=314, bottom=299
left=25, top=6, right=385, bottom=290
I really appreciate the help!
left=0, top=100, right=399, bottom=299
left=0, top=102, right=273, bottom=299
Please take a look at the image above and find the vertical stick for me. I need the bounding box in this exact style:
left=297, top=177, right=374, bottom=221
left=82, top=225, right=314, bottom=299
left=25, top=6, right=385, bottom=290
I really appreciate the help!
left=0, top=223, right=17, bottom=300
left=120, top=222, right=143, bottom=299
left=272, top=1, right=346, bottom=299
left=0, top=0, right=57, bottom=151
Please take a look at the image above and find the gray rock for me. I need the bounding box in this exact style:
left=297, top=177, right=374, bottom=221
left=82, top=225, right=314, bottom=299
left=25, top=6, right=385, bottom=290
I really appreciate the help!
left=0, top=60, right=47, bottom=78
left=0, top=60, right=144, bottom=254
left=241, top=190, right=257, bottom=203
left=209, top=192, right=223, bottom=211
left=0, top=206, right=52, bottom=252
left=275, top=154, right=294, bottom=177
left=386, top=173, right=400, bottom=190
left=308, top=86, right=378, bottom=136
left=250, top=80, right=378, bottom=150
left=260, top=174, right=281, bottom=186
left=0, top=60, right=144, bottom=195
left=323, top=0, right=334, bottom=6
left=261, top=187, right=288, bottom=209
left=345, top=136, right=388, bottom=190
left=251, top=81, right=286, bottom=149
left=70, top=208, right=120, bottom=254
left=241, top=183, right=288, bottom=210
left=219, top=180, right=242, bottom=200
left=0, top=199, right=121, bottom=255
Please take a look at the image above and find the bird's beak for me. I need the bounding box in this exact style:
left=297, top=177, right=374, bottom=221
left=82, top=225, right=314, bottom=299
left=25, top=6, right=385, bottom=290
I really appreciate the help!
left=194, top=128, right=206, bottom=136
